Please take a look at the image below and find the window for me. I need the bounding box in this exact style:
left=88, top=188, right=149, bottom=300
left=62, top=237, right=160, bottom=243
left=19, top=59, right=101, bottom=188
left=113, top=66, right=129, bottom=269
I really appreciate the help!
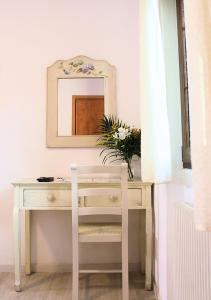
left=176, top=0, right=191, bottom=168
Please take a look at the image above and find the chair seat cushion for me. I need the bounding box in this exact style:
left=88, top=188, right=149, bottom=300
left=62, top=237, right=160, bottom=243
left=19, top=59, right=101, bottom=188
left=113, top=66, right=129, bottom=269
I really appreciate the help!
left=79, top=223, right=122, bottom=235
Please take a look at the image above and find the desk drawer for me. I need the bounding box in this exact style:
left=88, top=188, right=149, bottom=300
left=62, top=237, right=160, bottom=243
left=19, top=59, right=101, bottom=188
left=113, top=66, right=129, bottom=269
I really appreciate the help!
left=128, top=189, right=142, bottom=207
left=23, top=189, right=71, bottom=207
left=84, top=189, right=142, bottom=207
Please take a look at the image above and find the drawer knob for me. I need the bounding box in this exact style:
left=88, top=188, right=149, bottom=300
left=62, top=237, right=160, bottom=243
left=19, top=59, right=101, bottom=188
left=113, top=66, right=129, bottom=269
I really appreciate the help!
left=47, top=194, right=55, bottom=202
left=110, top=196, right=117, bottom=202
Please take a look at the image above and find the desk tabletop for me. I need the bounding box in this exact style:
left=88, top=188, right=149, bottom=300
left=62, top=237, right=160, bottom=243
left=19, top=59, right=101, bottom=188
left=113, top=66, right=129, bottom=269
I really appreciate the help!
left=12, top=178, right=153, bottom=188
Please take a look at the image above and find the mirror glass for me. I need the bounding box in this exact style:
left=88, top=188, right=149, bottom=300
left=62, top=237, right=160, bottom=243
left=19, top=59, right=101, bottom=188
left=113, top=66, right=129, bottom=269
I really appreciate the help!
left=58, top=78, right=104, bottom=136
left=47, top=55, right=116, bottom=147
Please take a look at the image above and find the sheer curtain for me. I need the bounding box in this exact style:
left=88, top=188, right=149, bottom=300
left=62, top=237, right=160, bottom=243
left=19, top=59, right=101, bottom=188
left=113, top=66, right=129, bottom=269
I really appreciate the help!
left=184, top=0, right=211, bottom=231
left=139, top=0, right=172, bottom=183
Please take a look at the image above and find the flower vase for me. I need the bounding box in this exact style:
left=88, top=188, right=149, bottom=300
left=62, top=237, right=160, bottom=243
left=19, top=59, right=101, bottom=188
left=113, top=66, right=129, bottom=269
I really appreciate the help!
left=126, top=159, right=133, bottom=181
left=127, top=155, right=141, bottom=181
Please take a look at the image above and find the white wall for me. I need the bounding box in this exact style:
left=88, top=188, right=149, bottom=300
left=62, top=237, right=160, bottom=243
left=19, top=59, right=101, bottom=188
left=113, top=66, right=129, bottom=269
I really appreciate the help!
left=0, top=0, right=140, bottom=269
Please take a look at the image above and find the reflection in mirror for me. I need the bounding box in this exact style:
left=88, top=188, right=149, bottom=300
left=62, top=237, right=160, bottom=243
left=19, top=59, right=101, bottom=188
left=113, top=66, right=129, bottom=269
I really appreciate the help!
left=72, top=95, right=104, bottom=135
left=58, top=78, right=104, bottom=136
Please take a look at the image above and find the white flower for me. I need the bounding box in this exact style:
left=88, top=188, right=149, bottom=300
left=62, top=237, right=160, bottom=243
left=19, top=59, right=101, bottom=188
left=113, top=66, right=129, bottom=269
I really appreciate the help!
left=119, top=132, right=127, bottom=140
left=117, top=127, right=131, bottom=140
left=113, top=127, right=131, bottom=140
left=118, top=127, right=125, bottom=133
left=113, top=132, right=118, bottom=139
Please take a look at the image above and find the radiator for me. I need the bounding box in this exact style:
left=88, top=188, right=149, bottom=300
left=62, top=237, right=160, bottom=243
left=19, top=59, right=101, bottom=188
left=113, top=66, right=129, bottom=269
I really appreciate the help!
left=167, top=201, right=211, bottom=300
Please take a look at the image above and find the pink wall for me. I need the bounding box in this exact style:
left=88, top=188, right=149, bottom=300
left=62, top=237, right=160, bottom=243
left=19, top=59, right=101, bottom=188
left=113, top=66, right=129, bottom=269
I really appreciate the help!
left=0, top=0, right=140, bottom=268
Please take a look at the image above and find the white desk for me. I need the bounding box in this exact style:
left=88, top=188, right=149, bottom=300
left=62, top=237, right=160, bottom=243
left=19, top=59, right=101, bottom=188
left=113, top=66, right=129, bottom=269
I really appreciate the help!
left=13, top=179, right=153, bottom=292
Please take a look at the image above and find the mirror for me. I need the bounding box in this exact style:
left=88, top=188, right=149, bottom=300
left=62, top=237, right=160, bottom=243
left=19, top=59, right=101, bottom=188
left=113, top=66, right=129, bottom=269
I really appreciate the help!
left=47, top=55, right=116, bottom=147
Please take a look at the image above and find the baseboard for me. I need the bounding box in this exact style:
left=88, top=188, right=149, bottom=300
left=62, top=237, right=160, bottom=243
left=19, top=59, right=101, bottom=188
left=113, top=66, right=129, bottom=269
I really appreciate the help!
left=0, top=265, right=14, bottom=272
left=0, top=262, right=141, bottom=273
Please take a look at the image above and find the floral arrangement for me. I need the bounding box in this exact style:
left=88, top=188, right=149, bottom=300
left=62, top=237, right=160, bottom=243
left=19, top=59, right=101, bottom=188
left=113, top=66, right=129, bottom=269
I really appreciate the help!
left=97, top=115, right=141, bottom=179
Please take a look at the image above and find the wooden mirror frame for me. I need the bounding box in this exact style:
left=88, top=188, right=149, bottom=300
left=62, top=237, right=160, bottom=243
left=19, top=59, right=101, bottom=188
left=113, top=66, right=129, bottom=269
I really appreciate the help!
left=47, top=55, right=116, bottom=147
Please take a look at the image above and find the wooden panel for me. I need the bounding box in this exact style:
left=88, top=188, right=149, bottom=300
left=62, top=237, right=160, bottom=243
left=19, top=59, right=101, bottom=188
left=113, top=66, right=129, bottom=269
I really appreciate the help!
left=78, top=207, right=122, bottom=215
left=72, top=95, right=104, bottom=135
left=78, top=188, right=121, bottom=197
left=77, top=164, right=123, bottom=175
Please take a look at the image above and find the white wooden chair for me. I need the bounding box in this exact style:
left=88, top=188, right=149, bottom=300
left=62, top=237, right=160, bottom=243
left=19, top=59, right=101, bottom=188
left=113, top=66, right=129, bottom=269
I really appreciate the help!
left=71, top=163, right=128, bottom=300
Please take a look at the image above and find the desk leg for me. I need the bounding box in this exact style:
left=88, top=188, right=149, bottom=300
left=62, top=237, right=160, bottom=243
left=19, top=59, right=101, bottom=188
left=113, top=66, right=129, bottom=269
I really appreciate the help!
left=14, top=206, right=21, bottom=292
left=145, top=184, right=153, bottom=291
left=25, top=210, right=31, bottom=275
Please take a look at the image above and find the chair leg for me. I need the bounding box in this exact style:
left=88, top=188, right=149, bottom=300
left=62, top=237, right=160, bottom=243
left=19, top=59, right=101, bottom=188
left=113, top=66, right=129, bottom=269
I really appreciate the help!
left=72, top=258, right=79, bottom=300
left=122, top=241, right=129, bottom=300
left=72, top=235, right=79, bottom=300
left=122, top=262, right=129, bottom=300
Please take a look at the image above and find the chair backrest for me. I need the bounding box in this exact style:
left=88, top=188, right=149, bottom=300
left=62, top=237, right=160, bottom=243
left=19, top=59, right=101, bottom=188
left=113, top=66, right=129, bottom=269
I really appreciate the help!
left=71, top=163, right=128, bottom=234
